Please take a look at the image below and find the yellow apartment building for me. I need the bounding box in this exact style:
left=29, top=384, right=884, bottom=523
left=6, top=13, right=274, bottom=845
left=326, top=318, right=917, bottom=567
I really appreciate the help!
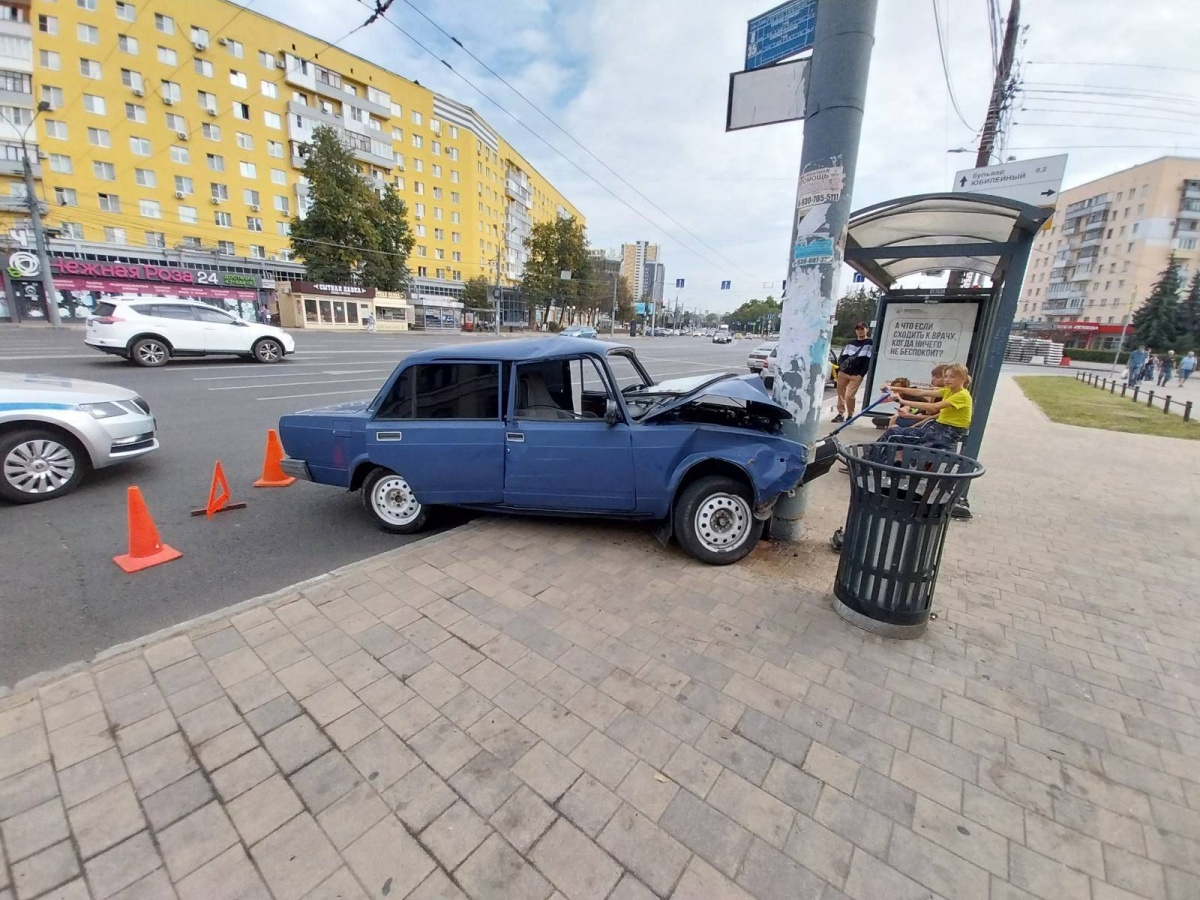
left=0, top=0, right=582, bottom=322
left=1017, top=156, right=1200, bottom=349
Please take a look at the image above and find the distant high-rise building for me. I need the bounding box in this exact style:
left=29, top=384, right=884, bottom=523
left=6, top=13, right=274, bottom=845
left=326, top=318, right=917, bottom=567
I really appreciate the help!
left=1019, top=156, right=1200, bottom=349
left=620, top=241, right=660, bottom=299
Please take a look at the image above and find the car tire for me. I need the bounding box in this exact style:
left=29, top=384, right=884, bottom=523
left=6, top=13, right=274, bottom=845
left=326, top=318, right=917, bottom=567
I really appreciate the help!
left=673, top=475, right=761, bottom=565
left=0, top=428, right=88, bottom=503
left=362, top=467, right=429, bottom=534
left=253, top=338, right=285, bottom=364
left=130, top=337, right=170, bottom=367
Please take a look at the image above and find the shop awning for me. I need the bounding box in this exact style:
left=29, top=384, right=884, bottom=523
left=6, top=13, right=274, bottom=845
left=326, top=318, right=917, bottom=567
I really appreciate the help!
left=843, top=192, right=1052, bottom=288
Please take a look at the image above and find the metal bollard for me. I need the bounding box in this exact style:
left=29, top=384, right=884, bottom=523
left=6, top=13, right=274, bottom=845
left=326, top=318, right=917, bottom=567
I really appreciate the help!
left=1110, top=379, right=1116, bottom=394
left=1164, top=396, right=1172, bottom=415
left=1133, top=385, right=1140, bottom=401
left=1148, top=390, right=1155, bottom=408
left=1121, top=383, right=1127, bottom=397
left=1185, top=401, right=1193, bottom=423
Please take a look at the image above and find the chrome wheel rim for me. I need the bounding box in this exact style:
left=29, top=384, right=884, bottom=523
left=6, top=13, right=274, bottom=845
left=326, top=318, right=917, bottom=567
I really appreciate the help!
left=257, top=341, right=281, bottom=362
left=137, top=341, right=166, bottom=365
left=694, top=492, right=752, bottom=553
left=372, top=475, right=422, bottom=526
left=4, top=439, right=76, bottom=495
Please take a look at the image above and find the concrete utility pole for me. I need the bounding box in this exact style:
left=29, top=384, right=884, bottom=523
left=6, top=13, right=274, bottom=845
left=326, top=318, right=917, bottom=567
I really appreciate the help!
left=771, top=0, right=878, bottom=541
left=7, top=100, right=62, bottom=327
left=493, top=246, right=503, bottom=335
left=609, top=272, right=618, bottom=336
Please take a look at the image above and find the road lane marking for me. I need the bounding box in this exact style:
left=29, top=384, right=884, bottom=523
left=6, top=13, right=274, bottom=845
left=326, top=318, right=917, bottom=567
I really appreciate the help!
left=208, top=376, right=386, bottom=391
left=258, top=388, right=377, bottom=401
left=193, top=367, right=392, bottom=381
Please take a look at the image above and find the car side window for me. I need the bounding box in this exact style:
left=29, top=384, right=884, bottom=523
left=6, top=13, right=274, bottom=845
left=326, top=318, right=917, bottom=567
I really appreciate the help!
left=514, top=357, right=608, bottom=421
left=193, top=306, right=237, bottom=324
left=141, top=304, right=197, bottom=320
left=377, top=364, right=499, bottom=420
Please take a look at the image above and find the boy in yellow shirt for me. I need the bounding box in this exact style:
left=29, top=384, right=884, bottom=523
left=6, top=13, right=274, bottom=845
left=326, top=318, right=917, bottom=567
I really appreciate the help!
left=877, top=362, right=973, bottom=450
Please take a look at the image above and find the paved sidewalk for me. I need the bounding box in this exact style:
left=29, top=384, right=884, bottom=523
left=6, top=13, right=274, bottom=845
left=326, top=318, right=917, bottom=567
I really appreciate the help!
left=2, top=375, right=1198, bottom=900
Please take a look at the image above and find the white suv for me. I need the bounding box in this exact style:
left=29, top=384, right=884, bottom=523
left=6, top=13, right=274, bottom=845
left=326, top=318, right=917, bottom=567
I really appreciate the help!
left=85, top=298, right=295, bottom=367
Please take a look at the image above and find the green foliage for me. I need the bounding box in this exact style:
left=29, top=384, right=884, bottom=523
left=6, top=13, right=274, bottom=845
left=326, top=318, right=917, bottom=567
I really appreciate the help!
left=833, top=288, right=881, bottom=341
left=1015, top=376, right=1199, bottom=440
left=522, top=217, right=592, bottom=324
left=462, top=275, right=490, bottom=306
left=1132, top=255, right=1184, bottom=350
left=289, top=126, right=413, bottom=290
left=1178, top=270, right=1200, bottom=351
left=726, top=296, right=781, bottom=333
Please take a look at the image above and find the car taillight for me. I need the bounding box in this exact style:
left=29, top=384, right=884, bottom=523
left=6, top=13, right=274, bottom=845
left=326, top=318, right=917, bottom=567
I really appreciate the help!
left=94, top=316, right=124, bottom=324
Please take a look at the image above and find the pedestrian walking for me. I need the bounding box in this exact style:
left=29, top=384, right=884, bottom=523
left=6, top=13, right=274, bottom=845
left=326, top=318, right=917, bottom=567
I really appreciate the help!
left=1127, top=345, right=1148, bottom=388
left=365, top=313, right=377, bottom=333
left=1179, top=351, right=1195, bottom=385
left=832, top=321, right=873, bottom=423
left=1157, top=350, right=1176, bottom=387
left=1143, top=350, right=1157, bottom=382
left=258, top=305, right=270, bottom=325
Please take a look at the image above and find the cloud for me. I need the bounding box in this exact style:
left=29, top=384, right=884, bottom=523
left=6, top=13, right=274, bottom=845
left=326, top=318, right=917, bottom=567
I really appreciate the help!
left=240, top=0, right=1200, bottom=311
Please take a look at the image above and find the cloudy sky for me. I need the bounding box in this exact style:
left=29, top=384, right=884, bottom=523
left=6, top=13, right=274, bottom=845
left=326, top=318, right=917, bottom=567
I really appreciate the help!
left=243, top=0, right=1198, bottom=312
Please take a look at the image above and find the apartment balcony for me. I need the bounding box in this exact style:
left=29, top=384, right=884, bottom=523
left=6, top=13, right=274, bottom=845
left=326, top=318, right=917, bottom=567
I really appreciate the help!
left=0, top=158, right=38, bottom=177
left=1042, top=297, right=1086, bottom=312
left=1184, top=185, right=1200, bottom=201
left=288, top=99, right=341, bottom=129
left=1080, top=229, right=1104, bottom=247
left=1051, top=255, right=1071, bottom=268
left=1176, top=205, right=1200, bottom=219
left=1046, top=283, right=1085, bottom=301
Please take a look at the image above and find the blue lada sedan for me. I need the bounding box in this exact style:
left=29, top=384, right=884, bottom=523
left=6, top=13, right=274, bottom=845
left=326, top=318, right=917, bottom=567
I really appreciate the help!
left=277, top=338, right=807, bottom=564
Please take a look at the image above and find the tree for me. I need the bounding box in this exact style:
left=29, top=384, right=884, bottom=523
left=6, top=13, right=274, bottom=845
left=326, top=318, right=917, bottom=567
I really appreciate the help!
left=1178, top=270, right=1200, bottom=351
left=289, top=126, right=413, bottom=290
left=1132, top=255, right=1184, bottom=350
left=462, top=276, right=490, bottom=307
left=833, top=288, right=881, bottom=341
left=727, top=296, right=782, bottom=334
left=521, top=217, right=591, bottom=325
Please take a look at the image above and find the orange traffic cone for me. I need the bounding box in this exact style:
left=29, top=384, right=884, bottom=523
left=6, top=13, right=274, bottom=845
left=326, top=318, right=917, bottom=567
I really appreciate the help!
left=114, top=486, right=182, bottom=573
left=253, top=428, right=296, bottom=488
left=191, top=461, right=248, bottom=518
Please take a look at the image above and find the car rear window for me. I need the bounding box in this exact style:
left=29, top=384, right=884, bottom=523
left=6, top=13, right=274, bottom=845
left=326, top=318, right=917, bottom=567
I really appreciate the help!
left=377, top=363, right=499, bottom=420
left=94, top=302, right=118, bottom=318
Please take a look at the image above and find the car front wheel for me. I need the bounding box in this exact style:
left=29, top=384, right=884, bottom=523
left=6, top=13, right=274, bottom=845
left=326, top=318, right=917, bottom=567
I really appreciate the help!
left=130, top=337, right=170, bottom=367
left=673, top=475, right=761, bottom=565
left=253, top=338, right=285, bottom=363
left=0, top=428, right=88, bottom=503
left=362, top=468, right=429, bottom=534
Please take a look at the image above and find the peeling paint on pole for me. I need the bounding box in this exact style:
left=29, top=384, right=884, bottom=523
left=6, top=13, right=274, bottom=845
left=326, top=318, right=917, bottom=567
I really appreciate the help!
left=769, top=0, right=878, bottom=541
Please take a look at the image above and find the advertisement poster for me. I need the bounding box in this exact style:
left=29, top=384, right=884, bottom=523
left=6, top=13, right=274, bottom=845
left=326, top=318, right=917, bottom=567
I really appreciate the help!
left=873, top=302, right=979, bottom=389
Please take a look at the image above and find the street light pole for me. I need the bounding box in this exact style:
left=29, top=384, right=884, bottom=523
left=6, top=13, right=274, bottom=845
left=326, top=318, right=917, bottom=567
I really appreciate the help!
left=609, top=271, right=618, bottom=336
left=7, top=101, right=61, bottom=327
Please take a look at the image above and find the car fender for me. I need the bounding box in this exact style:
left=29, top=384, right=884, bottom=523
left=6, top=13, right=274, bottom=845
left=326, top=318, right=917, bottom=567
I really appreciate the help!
left=125, top=331, right=174, bottom=352
left=0, top=409, right=105, bottom=467
left=665, top=444, right=802, bottom=511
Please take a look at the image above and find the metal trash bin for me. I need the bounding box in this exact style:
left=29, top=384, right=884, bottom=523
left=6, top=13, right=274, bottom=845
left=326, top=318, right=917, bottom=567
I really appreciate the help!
left=834, top=441, right=984, bottom=639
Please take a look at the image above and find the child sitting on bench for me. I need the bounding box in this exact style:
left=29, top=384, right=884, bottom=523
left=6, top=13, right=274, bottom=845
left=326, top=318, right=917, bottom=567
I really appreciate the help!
left=878, top=363, right=972, bottom=450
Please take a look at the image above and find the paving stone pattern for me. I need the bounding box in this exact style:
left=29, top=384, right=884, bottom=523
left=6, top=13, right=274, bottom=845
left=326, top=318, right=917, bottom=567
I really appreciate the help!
left=1, top=376, right=1198, bottom=900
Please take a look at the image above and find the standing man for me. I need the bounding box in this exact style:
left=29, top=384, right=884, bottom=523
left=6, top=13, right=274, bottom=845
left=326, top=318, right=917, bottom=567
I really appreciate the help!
left=832, top=321, right=873, bottom=423
left=1179, top=350, right=1196, bottom=385
left=1127, top=345, right=1148, bottom=388
left=1157, top=350, right=1176, bottom=387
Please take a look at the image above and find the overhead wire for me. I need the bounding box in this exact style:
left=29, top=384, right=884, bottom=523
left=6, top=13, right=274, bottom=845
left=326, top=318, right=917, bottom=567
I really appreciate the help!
left=930, top=0, right=980, bottom=133
left=363, top=0, right=764, bottom=284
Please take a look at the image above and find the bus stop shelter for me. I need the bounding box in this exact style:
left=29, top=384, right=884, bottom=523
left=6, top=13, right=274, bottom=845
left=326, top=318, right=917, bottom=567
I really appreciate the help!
left=841, top=192, right=1052, bottom=464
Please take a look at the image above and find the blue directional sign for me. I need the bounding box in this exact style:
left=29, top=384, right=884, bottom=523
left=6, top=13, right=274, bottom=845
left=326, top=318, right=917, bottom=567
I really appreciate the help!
left=853, top=272, right=865, bottom=283
left=675, top=278, right=685, bottom=288
left=745, top=0, right=818, bottom=71
left=720, top=280, right=732, bottom=290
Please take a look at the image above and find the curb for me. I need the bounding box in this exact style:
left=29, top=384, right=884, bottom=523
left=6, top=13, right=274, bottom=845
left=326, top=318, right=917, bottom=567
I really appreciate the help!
left=2, top=522, right=479, bottom=698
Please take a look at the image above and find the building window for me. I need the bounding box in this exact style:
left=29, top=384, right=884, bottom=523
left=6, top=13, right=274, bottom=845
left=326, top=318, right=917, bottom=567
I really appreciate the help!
left=80, top=59, right=103, bottom=79
left=161, top=80, right=182, bottom=102
left=105, top=226, right=127, bottom=243
left=139, top=199, right=162, bottom=219
left=226, top=39, right=243, bottom=58
left=135, top=168, right=156, bottom=187
left=412, top=135, right=423, bottom=149
left=42, top=86, right=64, bottom=108
left=249, top=245, right=266, bottom=259
left=157, top=46, right=177, bottom=65
left=236, top=131, right=253, bottom=150
left=175, top=175, right=193, bottom=194
left=259, top=50, right=276, bottom=69
left=56, top=188, right=79, bottom=207
left=48, top=154, right=72, bottom=174
left=267, top=141, right=284, bottom=159
left=233, top=101, right=250, bottom=120
left=217, top=241, right=235, bottom=254
left=274, top=195, right=289, bottom=213
left=125, top=103, right=146, bottom=123
left=165, top=113, right=186, bottom=132
left=229, top=69, right=247, bottom=89
left=271, top=168, right=286, bottom=185
left=146, top=232, right=166, bottom=249
left=155, top=13, right=174, bottom=34
left=97, top=192, right=120, bottom=212
left=38, top=15, right=58, bottom=35
left=414, top=182, right=424, bottom=196
left=87, top=127, right=111, bottom=148
left=261, top=80, right=277, bottom=99
left=45, top=120, right=68, bottom=140
left=116, top=3, right=136, bottom=22
left=130, top=136, right=152, bottom=156
left=277, top=221, right=290, bottom=236
left=246, top=217, right=263, bottom=232
left=40, top=50, right=61, bottom=70
left=190, top=26, right=209, bottom=45
left=211, top=182, right=228, bottom=200
left=170, top=145, right=189, bottom=164
left=195, top=58, right=213, bottom=78
left=120, top=68, right=143, bottom=91
left=214, top=211, right=232, bottom=227
left=239, top=161, right=256, bottom=178
left=392, top=126, right=403, bottom=140
left=197, top=90, right=217, bottom=112
left=243, top=188, right=260, bottom=206
left=178, top=206, right=197, bottom=224
left=202, top=123, right=221, bottom=141
left=207, top=153, right=225, bottom=171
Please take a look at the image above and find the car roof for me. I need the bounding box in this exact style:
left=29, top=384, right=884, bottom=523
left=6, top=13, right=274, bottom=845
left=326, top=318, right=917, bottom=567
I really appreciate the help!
left=107, top=297, right=211, bottom=306
left=405, top=336, right=634, bottom=363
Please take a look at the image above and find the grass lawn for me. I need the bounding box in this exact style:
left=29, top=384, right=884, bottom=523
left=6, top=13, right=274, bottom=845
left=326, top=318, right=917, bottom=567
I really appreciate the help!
left=1015, top=376, right=1200, bottom=441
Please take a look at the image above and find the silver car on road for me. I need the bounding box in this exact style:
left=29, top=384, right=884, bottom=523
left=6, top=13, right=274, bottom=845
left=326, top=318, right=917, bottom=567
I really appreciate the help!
left=0, top=372, right=159, bottom=503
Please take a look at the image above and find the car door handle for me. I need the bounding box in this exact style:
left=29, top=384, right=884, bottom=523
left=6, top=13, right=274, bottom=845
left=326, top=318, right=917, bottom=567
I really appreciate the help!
left=332, top=428, right=352, bottom=437
left=506, top=432, right=524, bottom=443
left=375, top=431, right=402, bottom=442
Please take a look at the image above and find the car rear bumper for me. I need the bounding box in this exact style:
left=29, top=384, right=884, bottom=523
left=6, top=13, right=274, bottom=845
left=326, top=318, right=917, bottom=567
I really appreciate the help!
left=280, top=458, right=312, bottom=481
left=85, top=339, right=129, bottom=357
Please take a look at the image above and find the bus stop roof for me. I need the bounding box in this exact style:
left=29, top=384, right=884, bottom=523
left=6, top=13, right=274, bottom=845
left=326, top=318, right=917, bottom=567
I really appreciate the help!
left=843, top=192, right=1052, bottom=288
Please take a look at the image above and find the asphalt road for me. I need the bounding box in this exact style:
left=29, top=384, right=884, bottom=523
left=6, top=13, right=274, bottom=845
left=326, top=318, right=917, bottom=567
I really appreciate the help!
left=1, top=327, right=820, bottom=686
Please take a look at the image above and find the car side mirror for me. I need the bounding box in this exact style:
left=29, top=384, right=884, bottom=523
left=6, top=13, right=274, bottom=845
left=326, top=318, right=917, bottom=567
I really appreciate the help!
left=604, top=399, right=621, bottom=426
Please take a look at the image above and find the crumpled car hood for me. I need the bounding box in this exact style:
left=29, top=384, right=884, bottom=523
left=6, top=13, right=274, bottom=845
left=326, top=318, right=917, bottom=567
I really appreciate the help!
left=639, top=373, right=792, bottom=423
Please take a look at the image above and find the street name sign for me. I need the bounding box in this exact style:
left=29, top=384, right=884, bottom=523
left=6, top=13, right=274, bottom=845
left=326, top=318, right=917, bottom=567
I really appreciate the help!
left=745, top=0, right=818, bottom=70
left=952, top=154, right=1068, bottom=208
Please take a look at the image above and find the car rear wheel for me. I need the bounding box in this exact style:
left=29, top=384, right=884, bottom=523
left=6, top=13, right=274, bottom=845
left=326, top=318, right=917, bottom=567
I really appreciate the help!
left=130, top=337, right=170, bottom=367
left=362, top=468, right=429, bottom=534
left=253, top=338, right=284, bottom=364
left=673, top=475, right=761, bottom=565
left=0, top=428, right=87, bottom=503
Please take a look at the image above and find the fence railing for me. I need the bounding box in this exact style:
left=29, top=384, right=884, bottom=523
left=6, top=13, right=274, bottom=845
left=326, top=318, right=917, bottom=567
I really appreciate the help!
left=1075, top=371, right=1194, bottom=422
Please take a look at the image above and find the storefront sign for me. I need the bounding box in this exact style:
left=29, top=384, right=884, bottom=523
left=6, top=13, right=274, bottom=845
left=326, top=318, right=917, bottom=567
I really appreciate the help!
left=291, top=281, right=376, bottom=298
left=874, top=302, right=979, bottom=388
left=50, top=274, right=257, bottom=302
left=50, top=258, right=261, bottom=289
